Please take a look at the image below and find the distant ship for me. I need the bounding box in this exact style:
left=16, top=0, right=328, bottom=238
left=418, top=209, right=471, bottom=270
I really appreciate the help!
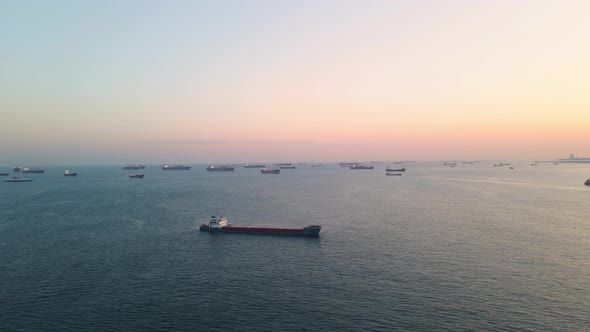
left=349, top=164, right=374, bottom=170
left=206, top=165, right=235, bottom=172
left=443, top=162, right=456, bottom=166
left=386, top=172, right=402, bottom=176
left=585, top=178, right=590, bottom=186
left=243, top=164, right=265, bottom=168
left=537, top=154, right=590, bottom=164
left=129, top=173, right=144, bottom=178
left=123, top=164, right=145, bottom=170
left=339, top=162, right=356, bottom=167
left=22, top=168, right=45, bottom=174
left=162, top=164, right=191, bottom=170
left=261, top=167, right=280, bottom=174
left=386, top=167, right=406, bottom=172
left=13, top=165, right=21, bottom=172
left=4, top=177, right=32, bottom=182
left=0, top=172, right=9, bottom=176
left=275, top=163, right=292, bottom=167
left=64, top=170, right=77, bottom=177
left=311, top=164, right=324, bottom=167
left=279, top=165, right=296, bottom=169
left=199, top=215, right=321, bottom=237
left=530, top=163, right=538, bottom=166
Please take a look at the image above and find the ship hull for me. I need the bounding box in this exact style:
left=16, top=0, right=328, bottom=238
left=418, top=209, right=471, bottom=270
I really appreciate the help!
left=4, top=178, right=32, bottom=182
left=200, top=225, right=321, bottom=237
left=22, top=170, right=45, bottom=174
left=261, top=169, right=280, bottom=174
left=0, top=173, right=9, bottom=176
left=162, top=167, right=191, bottom=170
left=244, top=165, right=265, bottom=168
left=64, top=173, right=78, bottom=177
left=206, top=167, right=235, bottom=171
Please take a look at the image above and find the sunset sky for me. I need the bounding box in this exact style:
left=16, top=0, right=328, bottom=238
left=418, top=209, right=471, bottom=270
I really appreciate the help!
left=1, top=0, right=589, bottom=165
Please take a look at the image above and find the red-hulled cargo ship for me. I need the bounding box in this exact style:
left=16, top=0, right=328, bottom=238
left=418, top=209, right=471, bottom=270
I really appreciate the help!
left=200, top=216, right=321, bottom=237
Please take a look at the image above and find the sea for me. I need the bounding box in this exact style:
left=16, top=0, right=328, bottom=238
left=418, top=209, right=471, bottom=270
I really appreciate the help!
left=1, top=162, right=589, bottom=331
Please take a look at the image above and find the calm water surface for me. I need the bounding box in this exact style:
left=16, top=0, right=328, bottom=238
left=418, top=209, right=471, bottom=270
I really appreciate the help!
left=1, top=163, right=589, bottom=331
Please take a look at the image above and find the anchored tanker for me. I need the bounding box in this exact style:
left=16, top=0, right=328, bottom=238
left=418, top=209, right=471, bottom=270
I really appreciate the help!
left=200, top=215, right=321, bottom=237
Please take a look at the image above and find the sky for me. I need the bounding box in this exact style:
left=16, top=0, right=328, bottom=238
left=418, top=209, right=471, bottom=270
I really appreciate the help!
left=1, top=0, right=589, bottom=165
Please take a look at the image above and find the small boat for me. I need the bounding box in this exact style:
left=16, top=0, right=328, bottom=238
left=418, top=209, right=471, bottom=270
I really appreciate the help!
left=260, top=168, right=280, bottom=174
left=585, top=178, right=590, bottom=186
left=13, top=165, right=21, bottom=172
left=386, top=172, right=402, bottom=176
left=0, top=172, right=9, bottom=176
left=64, top=170, right=78, bottom=177
left=349, top=164, right=374, bottom=170
left=510, top=167, right=514, bottom=169
left=206, top=165, right=235, bottom=172
left=4, top=177, right=32, bottom=182
left=279, top=165, right=296, bottom=169
left=386, top=167, right=406, bottom=172
left=129, top=173, right=144, bottom=178
left=530, top=163, right=538, bottom=166
left=275, top=163, right=292, bottom=167
left=200, top=215, right=321, bottom=237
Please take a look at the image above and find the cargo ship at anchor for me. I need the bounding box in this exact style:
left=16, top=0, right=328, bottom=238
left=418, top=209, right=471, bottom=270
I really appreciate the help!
left=22, top=167, right=45, bottom=174
left=199, top=215, right=321, bottom=237
left=123, top=164, right=145, bottom=170
left=349, top=164, right=374, bottom=170
left=162, top=164, right=191, bottom=170
left=206, top=165, right=235, bottom=171
left=243, top=164, right=265, bottom=168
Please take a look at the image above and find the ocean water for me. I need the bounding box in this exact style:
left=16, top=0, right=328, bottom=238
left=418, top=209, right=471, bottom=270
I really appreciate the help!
left=1, top=163, right=589, bottom=331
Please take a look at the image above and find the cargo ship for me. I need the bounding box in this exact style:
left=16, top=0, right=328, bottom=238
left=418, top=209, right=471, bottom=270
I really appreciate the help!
left=13, top=165, right=21, bottom=172
left=162, top=164, right=191, bottom=170
left=261, top=167, right=280, bottom=174
left=0, top=172, right=9, bottom=176
left=339, top=162, right=356, bottom=167
left=386, top=172, right=402, bottom=176
left=349, top=164, right=374, bottom=170
left=386, top=167, right=406, bottom=172
left=64, top=170, right=78, bottom=177
left=243, top=164, right=265, bottom=168
left=206, top=165, right=235, bottom=172
left=22, top=168, right=45, bottom=174
left=200, top=215, right=321, bottom=237
left=279, top=165, right=296, bottom=169
left=275, top=163, right=292, bottom=167
left=123, top=164, right=145, bottom=170
left=129, top=173, right=144, bottom=178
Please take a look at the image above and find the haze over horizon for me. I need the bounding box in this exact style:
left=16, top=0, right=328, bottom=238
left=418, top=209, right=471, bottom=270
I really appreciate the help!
left=2, top=0, right=589, bottom=166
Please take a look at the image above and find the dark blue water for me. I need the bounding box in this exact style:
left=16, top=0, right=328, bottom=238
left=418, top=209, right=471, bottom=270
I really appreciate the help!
left=1, top=163, right=589, bottom=331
